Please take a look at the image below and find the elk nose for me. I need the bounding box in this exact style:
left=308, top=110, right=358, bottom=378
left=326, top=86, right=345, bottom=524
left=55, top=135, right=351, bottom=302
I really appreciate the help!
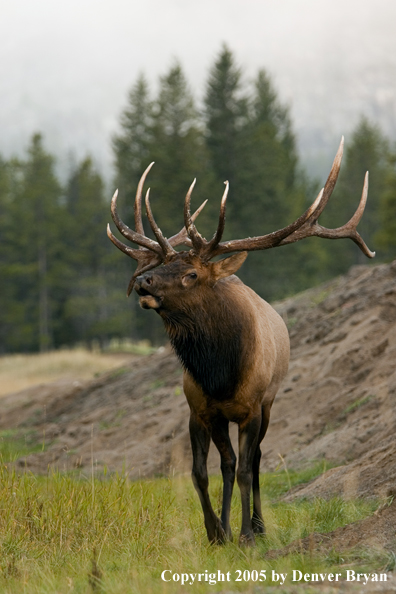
left=135, top=273, right=154, bottom=294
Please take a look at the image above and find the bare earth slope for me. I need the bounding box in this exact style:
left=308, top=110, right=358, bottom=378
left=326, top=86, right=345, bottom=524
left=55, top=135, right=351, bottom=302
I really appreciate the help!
left=1, top=260, right=396, bottom=501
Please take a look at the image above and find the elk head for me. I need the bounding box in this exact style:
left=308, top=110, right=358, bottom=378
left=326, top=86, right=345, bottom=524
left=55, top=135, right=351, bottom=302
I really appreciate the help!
left=107, top=137, right=375, bottom=306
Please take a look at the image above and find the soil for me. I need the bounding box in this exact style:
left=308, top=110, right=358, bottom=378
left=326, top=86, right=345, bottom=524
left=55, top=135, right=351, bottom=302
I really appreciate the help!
left=266, top=497, right=396, bottom=559
left=1, top=259, right=396, bottom=564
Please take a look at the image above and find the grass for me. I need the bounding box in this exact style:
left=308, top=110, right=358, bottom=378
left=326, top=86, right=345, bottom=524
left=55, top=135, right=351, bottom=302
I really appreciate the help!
left=0, top=351, right=388, bottom=592
left=0, top=454, right=384, bottom=594
left=0, top=349, right=133, bottom=397
left=343, top=394, right=375, bottom=415
left=0, top=429, right=46, bottom=462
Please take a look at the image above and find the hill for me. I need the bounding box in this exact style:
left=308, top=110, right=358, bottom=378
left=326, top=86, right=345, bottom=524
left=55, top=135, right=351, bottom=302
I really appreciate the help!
left=1, top=260, right=396, bottom=502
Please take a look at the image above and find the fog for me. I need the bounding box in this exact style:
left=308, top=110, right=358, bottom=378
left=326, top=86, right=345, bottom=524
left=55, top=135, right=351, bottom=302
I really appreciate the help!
left=1, top=0, right=395, bottom=180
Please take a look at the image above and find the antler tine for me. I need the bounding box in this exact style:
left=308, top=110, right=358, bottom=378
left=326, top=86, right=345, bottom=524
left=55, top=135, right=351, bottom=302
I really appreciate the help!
left=209, top=136, right=374, bottom=260
left=145, top=188, right=177, bottom=259
left=302, top=170, right=374, bottom=257
left=108, top=176, right=166, bottom=296
left=124, top=195, right=208, bottom=296
left=110, top=189, right=162, bottom=254
left=337, top=171, right=375, bottom=257
left=310, top=136, right=344, bottom=220
left=107, top=223, right=162, bottom=296
left=210, top=185, right=324, bottom=256
left=347, top=171, right=369, bottom=229
left=169, top=199, right=208, bottom=248
left=184, top=179, right=205, bottom=252
left=204, top=181, right=229, bottom=258
left=278, top=169, right=375, bottom=256
left=135, top=162, right=155, bottom=237
left=107, top=223, right=141, bottom=259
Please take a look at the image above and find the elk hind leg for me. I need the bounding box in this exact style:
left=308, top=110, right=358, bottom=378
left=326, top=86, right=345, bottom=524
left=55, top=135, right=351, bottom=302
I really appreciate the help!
left=211, top=415, right=236, bottom=541
left=252, top=405, right=270, bottom=535
left=237, top=414, right=262, bottom=546
left=189, top=413, right=226, bottom=544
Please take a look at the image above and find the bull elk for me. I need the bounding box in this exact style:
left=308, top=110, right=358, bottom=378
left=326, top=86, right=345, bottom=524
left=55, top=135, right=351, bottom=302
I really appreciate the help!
left=107, top=138, right=374, bottom=546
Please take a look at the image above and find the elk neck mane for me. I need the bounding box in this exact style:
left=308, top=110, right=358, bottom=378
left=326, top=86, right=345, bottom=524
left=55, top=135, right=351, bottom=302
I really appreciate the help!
left=160, top=276, right=254, bottom=401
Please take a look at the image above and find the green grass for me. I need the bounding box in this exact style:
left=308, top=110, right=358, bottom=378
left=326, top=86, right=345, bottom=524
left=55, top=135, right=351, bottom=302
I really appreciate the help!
left=0, top=457, right=385, bottom=594
left=262, top=459, right=338, bottom=500
left=0, top=429, right=46, bottom=462
left=343, top=394, right=375, bottom=415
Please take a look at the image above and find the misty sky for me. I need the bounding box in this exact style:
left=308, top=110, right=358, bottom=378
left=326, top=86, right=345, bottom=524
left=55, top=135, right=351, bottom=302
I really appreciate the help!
left=1, top=0, right=395, bottom=181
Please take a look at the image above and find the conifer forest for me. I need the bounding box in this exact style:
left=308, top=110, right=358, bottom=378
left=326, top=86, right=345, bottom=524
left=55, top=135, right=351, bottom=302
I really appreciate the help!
left=1, top=46, right=395, bottom=352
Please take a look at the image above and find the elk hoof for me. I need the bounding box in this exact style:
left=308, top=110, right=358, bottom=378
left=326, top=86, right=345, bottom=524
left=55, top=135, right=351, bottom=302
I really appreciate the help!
left=208, top=519, right=227, bottom=545
left=252, top=517, right=266, bottom=536
left=239, top=532, right=256, bottom=547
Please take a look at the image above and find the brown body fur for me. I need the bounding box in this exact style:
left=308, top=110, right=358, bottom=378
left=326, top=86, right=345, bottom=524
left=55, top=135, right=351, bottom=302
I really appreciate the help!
left=183, top=278, right=289, bottom=428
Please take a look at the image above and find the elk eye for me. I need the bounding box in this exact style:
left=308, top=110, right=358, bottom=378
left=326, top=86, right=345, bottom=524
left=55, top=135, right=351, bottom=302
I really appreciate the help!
left=189, top=272, right=197, bottom=279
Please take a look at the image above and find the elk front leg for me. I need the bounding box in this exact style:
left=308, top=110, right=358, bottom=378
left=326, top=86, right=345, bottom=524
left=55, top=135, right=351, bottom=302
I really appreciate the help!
left=189, top=413, right=226, bottom=544
left=237, top=414, right=261, bottom=546
left=211, top=416, right=236, bottom=540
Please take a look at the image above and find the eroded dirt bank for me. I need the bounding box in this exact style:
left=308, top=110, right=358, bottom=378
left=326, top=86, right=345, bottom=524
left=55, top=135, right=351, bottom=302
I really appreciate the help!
left=1, top=260, right=395, bottom=503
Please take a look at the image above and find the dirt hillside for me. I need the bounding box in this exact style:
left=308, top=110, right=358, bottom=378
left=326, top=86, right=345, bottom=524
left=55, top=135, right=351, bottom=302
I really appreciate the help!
left=1, top=260, right=396, bottom=501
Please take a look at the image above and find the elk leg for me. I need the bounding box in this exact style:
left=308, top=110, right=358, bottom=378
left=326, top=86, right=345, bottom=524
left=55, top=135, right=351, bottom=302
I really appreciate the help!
left=211, top=416, right=236, bottom=540
left=252, top=406, right=270, bottom=535
left=189, top=413, right=226, bottom=544
left=237, top=414, right=262, bottom=546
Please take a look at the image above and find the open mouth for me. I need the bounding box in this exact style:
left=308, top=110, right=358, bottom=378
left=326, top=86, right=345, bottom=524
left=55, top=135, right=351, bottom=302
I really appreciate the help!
left=136, top=287, right=151, bottom=297
left=135, top=287, right=162, bottom=310
left=139, top=295, right=162, bottom=309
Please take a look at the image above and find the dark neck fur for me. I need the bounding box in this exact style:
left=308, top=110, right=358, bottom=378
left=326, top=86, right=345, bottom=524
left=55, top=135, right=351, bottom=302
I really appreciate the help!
left=160, top=282, right=249, bottom=400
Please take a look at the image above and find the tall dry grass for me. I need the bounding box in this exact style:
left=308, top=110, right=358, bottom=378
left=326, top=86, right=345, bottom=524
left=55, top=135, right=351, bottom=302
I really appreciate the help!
left=0, top=349, right=130, bottom=397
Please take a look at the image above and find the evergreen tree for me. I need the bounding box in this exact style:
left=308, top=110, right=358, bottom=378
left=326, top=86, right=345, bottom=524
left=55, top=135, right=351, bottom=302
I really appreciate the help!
left=0, top=135, right=64, bottom=352
left=0, top=157, right=27, bottom=352
left=376, top=150, right=396, bottom=259
left=63, top=158, right=133, bottom=347
left=233, top=69, right=298, bottom=238
left=204, top=44, right=248, bottom=192
left=25, top=134, right=65, bottom=351
left=149, top=62, right=214, bottom=237
left=112, top=64, right=214, bottom=343
left=204, top=53, right=323, bottom=301
left=112, top=74, right=153, bottom=218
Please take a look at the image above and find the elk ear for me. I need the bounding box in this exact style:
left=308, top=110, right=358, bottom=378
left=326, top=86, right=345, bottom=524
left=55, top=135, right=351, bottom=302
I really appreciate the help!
left=211, top=252, right=248, bottom=283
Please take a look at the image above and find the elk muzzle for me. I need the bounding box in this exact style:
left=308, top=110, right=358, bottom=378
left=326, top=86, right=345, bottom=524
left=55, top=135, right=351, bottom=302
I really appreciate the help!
left=134, top=273, right=163, bottom=310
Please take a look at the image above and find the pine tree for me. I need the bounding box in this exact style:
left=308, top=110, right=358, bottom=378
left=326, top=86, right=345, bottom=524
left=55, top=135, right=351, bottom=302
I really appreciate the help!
left=234, top=69, right=298, bottom=238
left=204, top=44, right=248, bottom=194
left=0, top=135, right=64, bottom=352
left=148, top=62, right=213, bottom=237
left=0, top=157, right=25, bottom=352
left=112, top=74, right=153, bottom=217
left=63, top=157, right=134, bottom=347
left=25, top=135, right=65, bottom=351
left=112, top=64, right=214, bottom=343
left=204, top=53, right=320, bottom=301
left=376, top=151, right=396, bottom=259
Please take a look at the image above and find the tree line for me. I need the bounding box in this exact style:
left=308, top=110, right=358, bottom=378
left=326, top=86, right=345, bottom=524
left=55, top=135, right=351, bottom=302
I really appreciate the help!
left=1, top=45, right=395, bottom=352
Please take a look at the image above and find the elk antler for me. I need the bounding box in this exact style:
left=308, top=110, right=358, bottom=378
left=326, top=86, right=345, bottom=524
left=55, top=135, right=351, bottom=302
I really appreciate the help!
left=107, top=163, right=207, bottom=295
left=109, top=137, right=374, bottom=295
left=184, top=179, right=230, bottom=259
left=185, top=137, right=375, bottom=260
